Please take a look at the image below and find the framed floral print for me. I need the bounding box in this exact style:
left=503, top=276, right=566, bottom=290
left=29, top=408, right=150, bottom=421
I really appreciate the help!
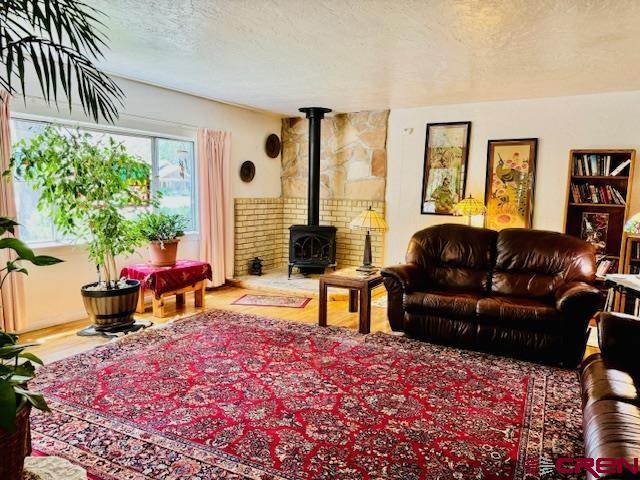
left=484, top=138, right=538, bottom=230
left=421, top=121, right=471, bottom=215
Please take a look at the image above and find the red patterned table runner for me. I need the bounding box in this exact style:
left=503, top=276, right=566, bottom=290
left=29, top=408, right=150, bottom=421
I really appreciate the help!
left=120, top=260, right=212, bottom=297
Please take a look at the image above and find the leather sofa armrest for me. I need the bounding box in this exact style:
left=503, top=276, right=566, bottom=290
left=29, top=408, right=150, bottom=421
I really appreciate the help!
left=555, top=281, right=603, bottom=319
left=380, top=263, right=424, bottom=293
left=597, top=311, right=640, bottom=368
left=380, top=263, right=424, bottom=332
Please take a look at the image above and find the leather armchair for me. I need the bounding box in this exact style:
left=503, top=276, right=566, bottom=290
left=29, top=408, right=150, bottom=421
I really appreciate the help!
left=381, top=224, right=602, bottom=366
left=580, top=312, right=640, bottom=479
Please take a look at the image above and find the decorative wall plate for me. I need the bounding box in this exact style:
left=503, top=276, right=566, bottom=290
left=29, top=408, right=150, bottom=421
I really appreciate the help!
left=240, top=161, right=256, bottom=182
left=265, top=134, right=281, bottom=158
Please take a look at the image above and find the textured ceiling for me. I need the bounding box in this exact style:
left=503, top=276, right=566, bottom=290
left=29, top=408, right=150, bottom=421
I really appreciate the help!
left=92, top=0, right=640, bottom=115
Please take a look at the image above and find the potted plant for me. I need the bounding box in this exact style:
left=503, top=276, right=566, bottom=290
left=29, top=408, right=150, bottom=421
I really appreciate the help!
left=0, top=217, right=62, bottom=480
left=137, top=212, right=187, bottom=266
left=10, top=127, right=153, bottom=331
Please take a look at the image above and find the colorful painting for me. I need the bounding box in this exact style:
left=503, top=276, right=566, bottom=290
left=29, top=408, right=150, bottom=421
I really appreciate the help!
left=581, top=212, right=609, bottom=253
left=421, top=122, right=471, bottom=214
left=484, top=139, right=538, bottom=230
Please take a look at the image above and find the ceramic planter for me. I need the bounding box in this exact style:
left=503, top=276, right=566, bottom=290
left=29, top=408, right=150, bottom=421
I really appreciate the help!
left=148, top=239, right=179, bottom=267
left=81, top=279, right=140, bottom=330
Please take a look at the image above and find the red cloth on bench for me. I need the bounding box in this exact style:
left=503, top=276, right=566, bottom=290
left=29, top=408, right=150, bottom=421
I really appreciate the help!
left=120, top=260, right=212, bottom=297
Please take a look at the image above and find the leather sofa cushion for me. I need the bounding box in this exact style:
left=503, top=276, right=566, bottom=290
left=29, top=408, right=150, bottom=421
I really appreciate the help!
left=492, top=229, right=596, bottom=297
left=405, top=224, right=496, bottom=293
left=476, top=295, right=561, bottom=333
left=581, top=355, right=640, bottom=408
left=404, top=290, right=481, bottom=319
left=582, top=400, right=640, bottom=470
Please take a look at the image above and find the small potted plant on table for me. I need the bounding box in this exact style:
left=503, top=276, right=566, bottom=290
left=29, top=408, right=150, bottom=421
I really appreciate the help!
left=137, top=212, right=187, bottom=266
left=10, top=127, right=153, bottom=331
left=0, top=217, right=62, bottom=480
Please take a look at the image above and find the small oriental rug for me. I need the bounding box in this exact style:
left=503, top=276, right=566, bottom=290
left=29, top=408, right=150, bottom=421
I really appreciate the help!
left=30, top=310, right=582, bottom=480
left=231, top=293, right=312, bottom=308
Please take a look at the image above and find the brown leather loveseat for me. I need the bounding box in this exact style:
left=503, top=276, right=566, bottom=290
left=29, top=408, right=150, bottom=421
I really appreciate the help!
left=381, top=224, right=601, bottom=366
left=580, top=312, right=640, bottom=480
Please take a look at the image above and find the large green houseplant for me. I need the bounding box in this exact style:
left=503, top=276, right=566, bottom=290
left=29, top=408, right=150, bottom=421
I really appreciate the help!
left=10, top=126, right=153, bottom=329
left=0, top=216, right=62, bottom=480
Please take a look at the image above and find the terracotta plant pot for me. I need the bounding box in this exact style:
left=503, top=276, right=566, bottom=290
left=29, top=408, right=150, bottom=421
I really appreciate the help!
left=148, top=239, right=179, bottom=267
left=0, top=398, right=32, bottom=480
left=81, top=279, right=140, bottom=330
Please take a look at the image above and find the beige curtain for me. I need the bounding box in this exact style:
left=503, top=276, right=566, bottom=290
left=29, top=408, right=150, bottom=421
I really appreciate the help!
left=198, top=129, right=232, bottom=287
left=0, top=91, right=27, bottom=332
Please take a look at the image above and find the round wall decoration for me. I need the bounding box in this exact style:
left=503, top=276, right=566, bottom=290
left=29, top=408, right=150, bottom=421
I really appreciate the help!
left=265, top=133, right=281, bottom=158
left=240, top=161, right=256, bottom=182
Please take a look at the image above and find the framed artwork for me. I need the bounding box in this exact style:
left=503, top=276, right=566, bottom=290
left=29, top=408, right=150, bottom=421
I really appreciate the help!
left=421, top=121, right=471, bottom=215
left=581, top=212, right=609, bottom=253
left=484, top=138, right=538, bottom=230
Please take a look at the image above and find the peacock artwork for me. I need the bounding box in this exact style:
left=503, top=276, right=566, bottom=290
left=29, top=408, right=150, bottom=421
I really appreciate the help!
left=421, top=122, right=471, bottom=215
left=484, top=139, right=538, bottom=230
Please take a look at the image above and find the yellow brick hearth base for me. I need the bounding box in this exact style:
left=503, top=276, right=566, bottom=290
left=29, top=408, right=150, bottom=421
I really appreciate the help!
left=234, top=198, right=385, bottom=277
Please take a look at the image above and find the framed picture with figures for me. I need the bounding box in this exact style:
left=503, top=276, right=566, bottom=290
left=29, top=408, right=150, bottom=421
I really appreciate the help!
left=484, top=138, right=538, bottom=230
left=421, top=121, right=471, bottom=215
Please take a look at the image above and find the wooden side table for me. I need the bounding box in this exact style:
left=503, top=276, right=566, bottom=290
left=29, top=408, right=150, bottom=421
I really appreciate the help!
left=120, top=260, right=212, bottom=318
left=319, top=269, right=384, bottom=334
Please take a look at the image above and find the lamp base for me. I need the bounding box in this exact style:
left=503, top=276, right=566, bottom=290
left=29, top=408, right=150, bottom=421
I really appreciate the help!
left=356, top=265, right=378, bottom=274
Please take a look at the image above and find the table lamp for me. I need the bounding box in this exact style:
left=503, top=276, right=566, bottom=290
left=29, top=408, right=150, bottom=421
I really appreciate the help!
left=349, top=206, right=388, bottom=274
left=624, top=212, right=640, bottom=235
left=454, top=195, right=486, bottom=226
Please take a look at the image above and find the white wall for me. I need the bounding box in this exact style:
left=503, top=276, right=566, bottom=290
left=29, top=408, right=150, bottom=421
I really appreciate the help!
left=385, top=90, right=640, bottom=264
left=11, top=75, right=282, bottom=331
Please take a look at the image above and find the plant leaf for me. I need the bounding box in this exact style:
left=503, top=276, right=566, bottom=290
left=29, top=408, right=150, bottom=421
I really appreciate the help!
left=0, top=379, right=17, bottom=431
left=19, top=352, right=44, bottom=366
left=15, top=387, right=50, bottom=412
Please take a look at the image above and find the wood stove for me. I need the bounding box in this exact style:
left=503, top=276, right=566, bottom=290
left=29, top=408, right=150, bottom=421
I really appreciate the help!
left=288, top=107, right=337, bottom=277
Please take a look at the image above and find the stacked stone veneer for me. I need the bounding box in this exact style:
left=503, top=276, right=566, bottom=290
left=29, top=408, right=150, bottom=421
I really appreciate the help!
left=234, top=198, right=385, bottom=276
left=281, top=110, right=389, bottom=201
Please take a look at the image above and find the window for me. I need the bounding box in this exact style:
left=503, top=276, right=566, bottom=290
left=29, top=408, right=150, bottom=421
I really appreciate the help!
left=10, top=117, right=197, bottom=245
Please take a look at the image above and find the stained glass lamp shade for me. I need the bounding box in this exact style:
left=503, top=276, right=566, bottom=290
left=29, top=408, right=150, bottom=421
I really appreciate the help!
left=624, top=212, right=640, bottom=235
left=349, top=206, right=388, bottom=273
left=454, top=195, right=486, bottom=225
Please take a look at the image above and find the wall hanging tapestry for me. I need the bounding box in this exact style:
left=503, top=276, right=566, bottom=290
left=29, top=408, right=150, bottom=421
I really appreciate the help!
left=30, top=310, right=581, bottom=480
left=485, top=138, right=538, bottom=230
left=421, top=121, right=471, bottom=214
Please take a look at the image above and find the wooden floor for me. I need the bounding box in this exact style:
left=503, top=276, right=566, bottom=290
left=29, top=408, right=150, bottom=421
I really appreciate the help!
left=22, top=286, right=390, bottom=363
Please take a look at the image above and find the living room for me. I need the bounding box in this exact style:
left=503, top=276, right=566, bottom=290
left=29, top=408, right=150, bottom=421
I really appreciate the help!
left=1, top=1, right=640, bottom=479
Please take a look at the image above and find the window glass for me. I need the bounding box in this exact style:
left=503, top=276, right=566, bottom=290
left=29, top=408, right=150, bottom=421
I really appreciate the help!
left=157, top=139, right=196, bottom=231
left=9, top=118, right=197, bottom=244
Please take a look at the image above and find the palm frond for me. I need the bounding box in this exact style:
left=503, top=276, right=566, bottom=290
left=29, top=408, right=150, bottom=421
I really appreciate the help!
left=0, top=0, right=123, bottom=123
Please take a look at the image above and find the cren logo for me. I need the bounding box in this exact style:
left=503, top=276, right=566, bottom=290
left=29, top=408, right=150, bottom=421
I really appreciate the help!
left=555, top=457, right=640, bottom=478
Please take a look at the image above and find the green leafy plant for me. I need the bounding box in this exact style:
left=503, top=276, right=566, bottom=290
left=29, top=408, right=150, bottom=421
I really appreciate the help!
left=10, top=125, right=153, bottom=287
left=0, top=0, right=123, bottom=122
left=136, top=212, right=187, bottom=248
left=0, top=216, right=62, bottom=431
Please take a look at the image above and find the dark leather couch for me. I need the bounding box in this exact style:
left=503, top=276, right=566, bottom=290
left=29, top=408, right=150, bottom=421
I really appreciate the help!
left=580, top=312, right=640, bottom=480
left=381, top=224, right=602, bottom=366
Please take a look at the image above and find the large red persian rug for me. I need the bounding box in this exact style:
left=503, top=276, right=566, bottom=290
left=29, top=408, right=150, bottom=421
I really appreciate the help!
left=30, top=310, right=582, bottom=480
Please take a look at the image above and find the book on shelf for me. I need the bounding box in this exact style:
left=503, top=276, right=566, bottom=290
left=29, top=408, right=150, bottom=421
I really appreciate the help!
left=569, top=182, right=625, bottom=204
left=596, top=256, right=618, bottom=278
left=572, top=154, right=630, bottom=177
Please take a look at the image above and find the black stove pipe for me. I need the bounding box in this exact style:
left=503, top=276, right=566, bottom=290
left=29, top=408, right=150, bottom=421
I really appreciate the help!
left=299, top=107, right=332, bottom=226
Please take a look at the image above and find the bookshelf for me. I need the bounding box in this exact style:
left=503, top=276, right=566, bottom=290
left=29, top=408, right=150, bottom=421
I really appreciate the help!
left=563, top=149, right=636, bottom=279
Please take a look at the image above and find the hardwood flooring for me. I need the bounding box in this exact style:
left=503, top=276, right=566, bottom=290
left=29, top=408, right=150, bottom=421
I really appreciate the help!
left=22, top=286, right=390, bottom=363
